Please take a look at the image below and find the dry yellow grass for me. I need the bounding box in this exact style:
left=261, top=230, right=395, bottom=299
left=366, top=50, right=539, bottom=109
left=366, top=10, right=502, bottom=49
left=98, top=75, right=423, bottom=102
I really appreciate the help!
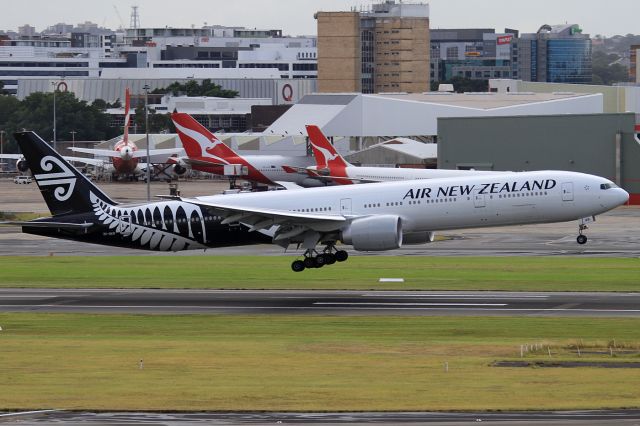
left=0, top=314, right=639, bottom=411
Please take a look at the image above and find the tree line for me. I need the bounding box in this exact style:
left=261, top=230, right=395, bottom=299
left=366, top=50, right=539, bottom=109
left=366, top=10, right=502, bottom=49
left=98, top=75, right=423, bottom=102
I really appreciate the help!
left=0, top=80, right=238, bottom=153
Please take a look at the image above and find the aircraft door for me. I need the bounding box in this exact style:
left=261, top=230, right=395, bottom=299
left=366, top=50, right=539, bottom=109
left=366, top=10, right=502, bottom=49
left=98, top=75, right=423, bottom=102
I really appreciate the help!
left=473, top=189, right=486, bottom=208
left=340, top=198, right=352, bottom=215
left=118, top=215, right=132, bottom=237
left=561, top=182, right=574, bottom=201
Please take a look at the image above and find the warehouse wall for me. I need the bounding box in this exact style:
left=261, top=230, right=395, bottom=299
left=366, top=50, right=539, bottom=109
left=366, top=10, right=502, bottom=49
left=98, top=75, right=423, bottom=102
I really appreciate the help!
left=438, top=113, right=639, bottom=203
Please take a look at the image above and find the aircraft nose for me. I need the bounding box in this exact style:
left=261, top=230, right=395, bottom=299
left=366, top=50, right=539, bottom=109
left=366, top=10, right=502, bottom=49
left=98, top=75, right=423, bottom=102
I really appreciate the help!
left=616, top=188, right=630, bottom=206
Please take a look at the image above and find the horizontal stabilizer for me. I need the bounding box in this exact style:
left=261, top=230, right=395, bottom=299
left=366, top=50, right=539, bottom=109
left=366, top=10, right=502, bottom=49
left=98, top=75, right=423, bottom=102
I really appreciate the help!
left=1, top=221, right=94, bottom=229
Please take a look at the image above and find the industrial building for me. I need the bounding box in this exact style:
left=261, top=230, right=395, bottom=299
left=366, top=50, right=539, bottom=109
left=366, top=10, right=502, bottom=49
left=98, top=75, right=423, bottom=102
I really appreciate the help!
left=16, top=75, right=317, bottom=105
left=316, top=0, right=430, bottom=93
left=265, top=91, right=603, bottom=146
left=437, top=113, right=640, bottom=204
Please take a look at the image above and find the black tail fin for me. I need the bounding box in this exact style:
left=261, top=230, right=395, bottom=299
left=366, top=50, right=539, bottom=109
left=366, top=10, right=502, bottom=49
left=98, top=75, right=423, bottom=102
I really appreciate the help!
left=14, top=131, right=116, bottom=216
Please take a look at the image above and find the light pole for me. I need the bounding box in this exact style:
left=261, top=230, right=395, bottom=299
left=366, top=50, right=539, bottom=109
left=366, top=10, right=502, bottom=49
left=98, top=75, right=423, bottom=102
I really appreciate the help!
left=143, top=84, right=151, bottom=201
left=69, top=130, right=77, bottom=149
left=0, top=130, right=5, bottom=172
left=51, top=81, right=57, bottom=152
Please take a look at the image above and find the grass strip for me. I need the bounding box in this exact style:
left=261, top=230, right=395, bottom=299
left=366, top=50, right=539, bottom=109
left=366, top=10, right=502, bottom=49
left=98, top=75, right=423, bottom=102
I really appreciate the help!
left=0, top=313, right=639, bottom=411
left=0, top=256, right=638, bottom=291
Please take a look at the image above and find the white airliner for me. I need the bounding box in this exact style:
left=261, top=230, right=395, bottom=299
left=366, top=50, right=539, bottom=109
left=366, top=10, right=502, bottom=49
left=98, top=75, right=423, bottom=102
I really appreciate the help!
left=185, top=169, right=628, bottom=271
left=7, top=131, right=629, bottom=273
left=69, top=88, right=181, bottom=178
left=302, top=125, right=501, bottom=184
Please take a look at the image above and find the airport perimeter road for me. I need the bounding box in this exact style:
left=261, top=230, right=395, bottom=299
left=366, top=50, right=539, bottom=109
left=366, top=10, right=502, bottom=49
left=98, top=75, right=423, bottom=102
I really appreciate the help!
left=1, top=289, right=640, bottom=317
left=5, top=409, right=640, bottom=425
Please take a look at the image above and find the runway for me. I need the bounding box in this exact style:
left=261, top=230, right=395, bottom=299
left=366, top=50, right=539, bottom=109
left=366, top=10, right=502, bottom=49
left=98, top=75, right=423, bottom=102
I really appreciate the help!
left=5, top=409, right=640, bottom=425
left=1, top=289, right=640, bottom=317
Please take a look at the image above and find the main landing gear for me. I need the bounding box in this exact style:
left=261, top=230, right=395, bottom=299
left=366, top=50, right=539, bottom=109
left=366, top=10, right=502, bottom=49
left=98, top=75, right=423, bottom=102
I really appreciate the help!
left=576, top=223, right=588, bottom=245
left=291, top=245, right=349, bottom=272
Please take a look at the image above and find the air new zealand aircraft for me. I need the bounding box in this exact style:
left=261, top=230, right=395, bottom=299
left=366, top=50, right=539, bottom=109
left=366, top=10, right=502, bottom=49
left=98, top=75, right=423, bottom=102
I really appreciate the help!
left=7, top=131, right=271, bottom=251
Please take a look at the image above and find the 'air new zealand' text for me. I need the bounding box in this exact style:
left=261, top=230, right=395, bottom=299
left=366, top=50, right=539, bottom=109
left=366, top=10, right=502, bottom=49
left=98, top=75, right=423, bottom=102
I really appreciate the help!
left=403, top=179, right=557, bottom=200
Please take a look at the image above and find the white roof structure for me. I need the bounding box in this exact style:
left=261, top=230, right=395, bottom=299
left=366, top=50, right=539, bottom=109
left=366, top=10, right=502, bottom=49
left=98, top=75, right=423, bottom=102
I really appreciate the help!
left=266, top=92, right=604, bottom=137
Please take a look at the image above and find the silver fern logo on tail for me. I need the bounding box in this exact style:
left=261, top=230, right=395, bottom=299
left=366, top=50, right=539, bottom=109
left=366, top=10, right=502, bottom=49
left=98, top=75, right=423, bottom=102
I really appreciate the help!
left=34, top=155, right=77, bottom=201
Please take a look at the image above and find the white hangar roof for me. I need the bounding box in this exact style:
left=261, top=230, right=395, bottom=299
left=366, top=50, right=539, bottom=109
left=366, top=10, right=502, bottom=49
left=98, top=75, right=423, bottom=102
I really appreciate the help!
left=266, top=91, right=604, bottom=137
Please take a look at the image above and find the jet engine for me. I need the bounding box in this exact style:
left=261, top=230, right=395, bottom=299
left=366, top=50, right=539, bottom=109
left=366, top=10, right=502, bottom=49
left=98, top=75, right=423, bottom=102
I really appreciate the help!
left=16, top=158, right=29, bottom=173
left=403, top=231, right=435, bottom=245
left=341, top=215, right=402, bottom=251
left=172, top=164, right=188, bottom=176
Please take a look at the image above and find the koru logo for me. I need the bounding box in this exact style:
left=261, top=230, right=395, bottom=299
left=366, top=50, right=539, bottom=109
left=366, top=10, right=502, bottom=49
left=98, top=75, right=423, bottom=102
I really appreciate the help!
left=34, top=156, right=77, bottom=201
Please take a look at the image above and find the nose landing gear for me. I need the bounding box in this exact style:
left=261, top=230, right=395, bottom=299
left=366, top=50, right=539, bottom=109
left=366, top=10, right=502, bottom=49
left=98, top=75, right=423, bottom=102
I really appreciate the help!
left=290, top=245, right=349, bottom=272
left=577, top=223, right=588, bottom=245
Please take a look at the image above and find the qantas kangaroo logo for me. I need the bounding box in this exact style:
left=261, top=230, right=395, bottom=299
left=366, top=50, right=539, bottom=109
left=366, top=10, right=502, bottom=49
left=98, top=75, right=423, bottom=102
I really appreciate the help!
left=310, top=140, right=339, bottom=166
left=34, top=155, right=77, bottom=201
left=173, top=120, right=230, bottom=165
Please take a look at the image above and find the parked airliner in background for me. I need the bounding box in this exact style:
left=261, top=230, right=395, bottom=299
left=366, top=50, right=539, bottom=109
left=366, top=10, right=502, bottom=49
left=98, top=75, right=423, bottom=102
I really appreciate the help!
left=70, top=88, right=181, bottom=178
left=300, top=125, right=502, bottom=185
left=4, top=130, right=628, bottom=272
left=171, top=112, right=324, bottom=188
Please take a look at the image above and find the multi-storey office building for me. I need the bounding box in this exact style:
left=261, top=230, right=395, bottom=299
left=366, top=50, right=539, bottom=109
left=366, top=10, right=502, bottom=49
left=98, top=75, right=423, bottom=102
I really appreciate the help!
left=0, top=24, right=319, bottom=94
left=317, top=0, right=430, bottom=94
left=631, top=45, right=640, bottom=84
left=516, top=24, right=592, bottom=83
left=430, top=28, right=516, bottom=82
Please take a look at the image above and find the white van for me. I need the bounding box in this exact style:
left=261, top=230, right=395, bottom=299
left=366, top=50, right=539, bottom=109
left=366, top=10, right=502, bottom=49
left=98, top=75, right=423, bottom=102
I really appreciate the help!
left=13, top=176, right=32, bottom=184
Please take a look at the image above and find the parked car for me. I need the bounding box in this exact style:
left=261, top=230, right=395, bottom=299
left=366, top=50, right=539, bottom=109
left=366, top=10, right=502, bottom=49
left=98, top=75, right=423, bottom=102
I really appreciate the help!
left=13, top=175, right=32, bottom=184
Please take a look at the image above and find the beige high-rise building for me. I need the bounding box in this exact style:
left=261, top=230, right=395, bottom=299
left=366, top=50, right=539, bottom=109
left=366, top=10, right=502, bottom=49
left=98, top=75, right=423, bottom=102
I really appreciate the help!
left=317, top=1, right=430, bottom=94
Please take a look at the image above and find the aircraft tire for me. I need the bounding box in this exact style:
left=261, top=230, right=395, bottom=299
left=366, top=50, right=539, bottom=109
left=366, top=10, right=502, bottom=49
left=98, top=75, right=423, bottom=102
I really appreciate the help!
left=291, top=260, right=306, bottom=272
left=335, top=250, right=349, bottom=262
left=577, top=235, right=588, bottom=245
left=324, top=253, right=336, bottom=265
left=303, top=257, right=316, bottom=269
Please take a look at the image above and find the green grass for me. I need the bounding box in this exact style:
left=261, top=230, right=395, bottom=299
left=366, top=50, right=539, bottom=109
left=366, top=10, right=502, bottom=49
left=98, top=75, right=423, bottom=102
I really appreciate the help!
left=0, top=256, right=639, bottom=291
left=0, top=313, right=639, bottom=411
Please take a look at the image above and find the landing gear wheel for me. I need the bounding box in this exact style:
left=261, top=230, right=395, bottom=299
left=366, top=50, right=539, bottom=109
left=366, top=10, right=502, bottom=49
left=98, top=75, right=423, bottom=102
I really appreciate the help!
left=303, top=257, right=316, bottom=269
left=335, top=250, right=349, bottom=262
left=314, top=255, right=326, bottom=268
left=577, top=234, right=588, bottom=245
left=291, top=260, right=305, bottom=272
left=323, top=253, right=336, bottom=265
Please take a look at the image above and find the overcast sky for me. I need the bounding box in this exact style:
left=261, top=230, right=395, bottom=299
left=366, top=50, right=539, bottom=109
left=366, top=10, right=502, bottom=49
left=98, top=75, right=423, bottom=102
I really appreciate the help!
left=1, top=0, right=636, bottom=37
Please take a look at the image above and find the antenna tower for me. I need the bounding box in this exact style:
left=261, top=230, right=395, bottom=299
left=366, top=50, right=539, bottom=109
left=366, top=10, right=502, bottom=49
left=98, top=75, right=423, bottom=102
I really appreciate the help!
left=130, top=6, right=140, bottom=30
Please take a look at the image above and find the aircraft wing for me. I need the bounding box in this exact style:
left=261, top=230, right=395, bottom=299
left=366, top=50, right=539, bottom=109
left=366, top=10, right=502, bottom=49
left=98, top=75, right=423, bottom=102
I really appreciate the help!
left=69, top=147, right=120, bottom=158
left=274, top=181, right=304, bottom=190
left=0, top=154, right=23, bottom=160
left=132, top=148, right=184, bottom=159
left=63, top=156, right=105, bottom=167
left=182, top=157, right=226, bottom=167
left=183, top=197, right=346, bottom=236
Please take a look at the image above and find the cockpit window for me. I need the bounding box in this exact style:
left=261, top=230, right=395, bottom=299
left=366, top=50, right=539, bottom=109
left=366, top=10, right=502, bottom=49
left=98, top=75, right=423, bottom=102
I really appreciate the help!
left=600, top=183, right=618, bottom=190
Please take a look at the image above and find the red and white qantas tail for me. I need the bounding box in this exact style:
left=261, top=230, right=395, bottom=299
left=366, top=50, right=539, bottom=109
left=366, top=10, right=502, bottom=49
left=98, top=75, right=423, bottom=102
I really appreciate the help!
left=171, top=112, right=238, bottom=165
left=305, top=125, right=350, bottom=169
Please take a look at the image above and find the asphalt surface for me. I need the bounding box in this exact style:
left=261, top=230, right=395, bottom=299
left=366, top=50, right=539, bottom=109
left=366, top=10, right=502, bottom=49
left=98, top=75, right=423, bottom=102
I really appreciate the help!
left=4, top=409, right=640, bottom=425
left=1, top=288, right=639, bottom=317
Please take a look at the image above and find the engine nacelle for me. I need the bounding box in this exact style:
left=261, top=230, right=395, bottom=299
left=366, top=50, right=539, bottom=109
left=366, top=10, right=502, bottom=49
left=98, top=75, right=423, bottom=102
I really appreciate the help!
left=341, top=215, right=402, bottom=251
left=173, top=164, right=187, bottom=176
left=403, top=231, right=435, bottom=245
left=16, top=158, right=29, bottom=173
